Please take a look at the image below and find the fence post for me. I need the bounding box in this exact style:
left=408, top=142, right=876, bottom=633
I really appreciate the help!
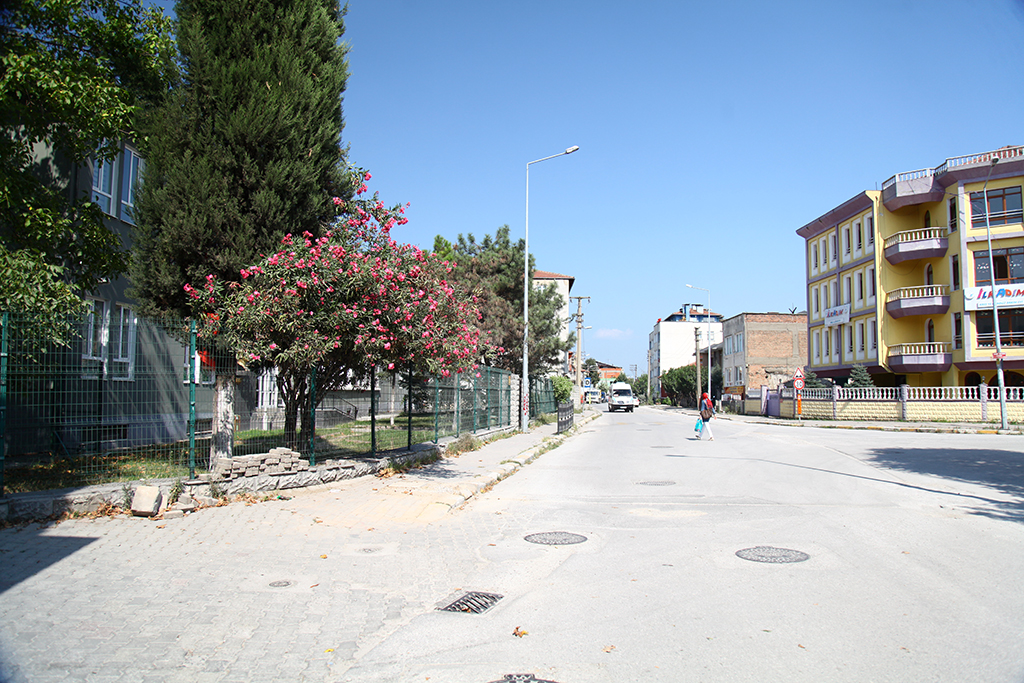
left=980, top=382, right=988, bottom=422
left=370, top=365, right=377, bottom=458
left=899, top=384, right=909, bottom=421
left=188, top=319, right=196, bottom=480
left=831, top=383, right=839, bottom=420
left=0, top=312, right=8, bottom=496
left=455, top=371, right=461, bottom=436
left=433, top=375, right=439, bottom=443
left=473, top=370, right=478, bottom=433
left=407, top=365, right=412, bottom=451
left=308, top=366, right=316, bottom=465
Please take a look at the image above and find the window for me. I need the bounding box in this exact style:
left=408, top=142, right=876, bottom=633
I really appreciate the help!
left=83, top=299, right=107, bottom=359
left=823, top=329, right=830, bottom=358
left=869, top=320, right=877, bottom=352
left=974, top=248, right=1024, bottom=286
left=949, top=197, right=958, bottom=232
left=925, top=264, right=933, bottom=286
left=971, top=186, right=1023, bottom=227
left=813, top=288, right=820, bottom=316
left=926, top=318, right=935, bottom=343
left=867, top=267, right=876, bottom=299
left=819, top=239, right=827, bottom=270
left=830, top=234, right=837, bottom=265
left=843, top=275, right=852, bottom=304
left=951, top=255, right=960, bottom=291
left=857, top=321, right=865, bottom=353
left=953, top=312, right=963, bottom=350
left=855, top=221, right=862, bottom=251
left=924, top=210, right=932, bottom=228
left=976, top=308, right=1024, bottom=348
left=834, top=328, right=841, bottom=361
left=823, top=283, right=830, bottom=310
left=91, top=157, right=114, bottom=214
left=120, top=148, right=144, bottom=225
left=847, top=325, right=854, bottom=355
left=812, top=243, right=818, bottom=271
left=856, top=272, right=864, bottom=305
left=110, top=305, right=136, bottom=380
left=843, top=226, right=851, bottom=255
left=867, top=216, right=874, bottom=245
left=813, top=331, right=821, bottom=363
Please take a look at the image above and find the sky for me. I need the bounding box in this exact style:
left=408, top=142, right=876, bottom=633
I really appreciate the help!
left=159, top=0, right=1024, bottom=377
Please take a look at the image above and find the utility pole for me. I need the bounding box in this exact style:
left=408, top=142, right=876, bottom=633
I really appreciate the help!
left=570, top=296, right=590, bottom=390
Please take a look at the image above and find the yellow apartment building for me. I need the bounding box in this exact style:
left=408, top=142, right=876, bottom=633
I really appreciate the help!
left=796, top=145, right=1024, bottom=387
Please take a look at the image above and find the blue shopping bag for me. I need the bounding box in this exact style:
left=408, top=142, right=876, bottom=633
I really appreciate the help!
left=694, top=417, right=703, bottom=434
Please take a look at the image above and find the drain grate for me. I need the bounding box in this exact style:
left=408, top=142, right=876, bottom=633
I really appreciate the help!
left=736, top=546, right=810, bottom=564
left=360, top=547, right=380, bottom=554
left=268, top=580, right=293, bottom=588
left=524, top=532, right=587, bottom=546
left=439, top=591, right=503, bottom=614
left=637, top=480, right=676, bottom=486
left=488, top=676, right=559, bottom=683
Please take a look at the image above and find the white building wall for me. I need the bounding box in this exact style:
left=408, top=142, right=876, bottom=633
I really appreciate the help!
left=650, top=319, right=722, bottom=397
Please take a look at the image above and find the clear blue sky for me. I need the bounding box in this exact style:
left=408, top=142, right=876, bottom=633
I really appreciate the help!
left=161, top=0, right=1024, bottom=377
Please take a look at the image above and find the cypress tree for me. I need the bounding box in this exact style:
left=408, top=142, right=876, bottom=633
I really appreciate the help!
left=130, top=0, right=351, bottom=317
left=847, top=364, right=875, bottom=388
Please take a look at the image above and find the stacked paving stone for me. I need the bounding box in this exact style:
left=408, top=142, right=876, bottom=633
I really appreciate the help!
left=212, top=447, right=310, bottom=480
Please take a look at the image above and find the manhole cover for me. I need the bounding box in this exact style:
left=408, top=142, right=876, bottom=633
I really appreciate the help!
left=488, top=676, right=559, bottom=683
left=736, top=546, right=810, bottom=563
left=637, top=480, right=676, bottom=486
left=438, top=591, right=503, bottom=614
left=524, top=532, right=587, bottom=546
left=360, top=547, right=380, bottom=553
left=268, top=580, right=293, bottom=588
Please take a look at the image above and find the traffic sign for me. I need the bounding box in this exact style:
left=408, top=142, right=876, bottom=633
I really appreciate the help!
left=993, top=352, right=1007, bottom=360
left=583, top=377, right=592, bottom=388
left=794, top=368, right=804, bottom=378
left=794, top=378, right=804, bottom=390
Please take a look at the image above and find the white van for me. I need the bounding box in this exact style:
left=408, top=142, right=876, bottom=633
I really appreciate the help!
left=608, top=382, right=635, bottom=413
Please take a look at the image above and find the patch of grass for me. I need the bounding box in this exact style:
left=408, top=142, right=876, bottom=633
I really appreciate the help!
left=4, top=446, right=194, bottom=494
left=446, top=433, right=481, bottom=456
left=377, top=452, right=441, bottom=478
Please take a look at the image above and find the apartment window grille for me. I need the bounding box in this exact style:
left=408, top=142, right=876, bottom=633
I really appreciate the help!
left=953, top=312, right=963, bottom=350
left=951, top=255, right=960, bottom=291
left=949, top=197, right=958, bottom=232
left=971, top=186, right=1022, bottom=227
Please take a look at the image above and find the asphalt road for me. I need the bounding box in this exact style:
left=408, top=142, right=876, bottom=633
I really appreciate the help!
left=344, top=407, right=1024, bottom=683
left=2, top=407, right=1023, bottom=683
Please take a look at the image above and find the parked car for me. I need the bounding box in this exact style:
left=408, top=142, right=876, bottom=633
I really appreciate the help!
left=608, top=382, right=635, bottom=413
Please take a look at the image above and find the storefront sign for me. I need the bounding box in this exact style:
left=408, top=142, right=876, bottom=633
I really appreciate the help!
left=823, top=304, right=850, bottom=326
left=964, top=286, right=1024, bottom=311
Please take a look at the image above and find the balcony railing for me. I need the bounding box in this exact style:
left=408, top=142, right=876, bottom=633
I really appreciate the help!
left=885, top=285, right=948, bottom=303
left=887, top=342, right=952, bottom=373
left=882, top=145, right=1024, bottom=190
left=883, top=228, right=948, bottom=250
left=883, top=228, right=948, bottom=265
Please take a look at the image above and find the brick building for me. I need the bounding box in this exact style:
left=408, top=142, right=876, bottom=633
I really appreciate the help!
left=722, top=312, right=808, bottom=396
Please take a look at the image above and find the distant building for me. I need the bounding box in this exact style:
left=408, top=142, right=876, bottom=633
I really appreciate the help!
left=722, top=312, right=808, bottom=397
left=534, top=270, right=574, bottom=375
left=649, top=304, right=723, bottom=398
left=796, top=145, right=1024, bottom=387
left=596, top=361, right=623, bottom=380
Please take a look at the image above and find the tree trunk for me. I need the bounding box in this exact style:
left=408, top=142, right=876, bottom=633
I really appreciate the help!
left=210, top=372, right=234, bottom=470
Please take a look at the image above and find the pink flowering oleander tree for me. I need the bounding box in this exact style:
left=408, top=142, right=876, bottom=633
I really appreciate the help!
left=186, top=174, right=493, bottom=449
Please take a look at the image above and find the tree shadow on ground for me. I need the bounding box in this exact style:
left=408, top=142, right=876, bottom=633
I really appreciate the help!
left=0, top=525, right=97, bottom=596
left=863, top=446, right=1024, bottom=523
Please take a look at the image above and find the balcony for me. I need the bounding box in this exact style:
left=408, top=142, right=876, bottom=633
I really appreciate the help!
left=887, top=342, right=952, bottom=373
left=885, top=285, right=950, bottom=319
left=883, top=228, right=948, bottom=265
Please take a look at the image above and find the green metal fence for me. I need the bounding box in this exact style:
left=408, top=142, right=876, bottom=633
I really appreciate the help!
left=0, top=313, right=513, bottom=495
left=529, top=376, right=556, bottom=418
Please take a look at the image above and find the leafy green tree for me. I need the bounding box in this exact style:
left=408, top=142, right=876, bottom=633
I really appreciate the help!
left=552, top=375, right=573, bottom=404
left=847, top=364, right=875, bottom=388
left=614, top=372, right=629, bottom=383
left=631, top=373, right=648, bottom=402
left=434, top=226, right=572, bottom=377
left=583, top=357, right=600, bottom=387
left=661, top=365, right=722, bottom=406
left=0, top=0, right=175, bottom=338
left=130, top=0, right=351, bottom=462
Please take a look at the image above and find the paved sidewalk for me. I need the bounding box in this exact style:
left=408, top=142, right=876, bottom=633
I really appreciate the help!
left=647, top=403, right=1024, bottom=435
left=274, top=408, right=602, bottom=529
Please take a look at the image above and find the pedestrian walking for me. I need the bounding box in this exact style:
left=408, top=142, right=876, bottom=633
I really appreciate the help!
left=698, top=392, right=714, bottom=441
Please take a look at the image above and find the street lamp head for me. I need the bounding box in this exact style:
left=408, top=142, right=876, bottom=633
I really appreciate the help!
left=565, top=146, right=580, bottom=155
left=991, top=156, right=999, bottom=166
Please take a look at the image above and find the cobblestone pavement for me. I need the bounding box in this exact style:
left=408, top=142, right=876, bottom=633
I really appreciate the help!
left=0, top=416, right=592, bottom=683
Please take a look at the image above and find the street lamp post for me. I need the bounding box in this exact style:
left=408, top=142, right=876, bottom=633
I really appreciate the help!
left=686, top=284, right=712, bottom=402
left=522, top=145, right=579, bottom=432
left=981, top=156, right=1009, bottom=430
